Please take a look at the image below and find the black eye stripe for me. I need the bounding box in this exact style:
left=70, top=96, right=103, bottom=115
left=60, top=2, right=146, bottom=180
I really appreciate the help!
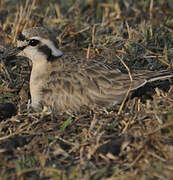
left=38, top=45, right=58, bottom=61
left=38, top=45, right=51, bottom=57
left=18, top=46, right=27, bottom=51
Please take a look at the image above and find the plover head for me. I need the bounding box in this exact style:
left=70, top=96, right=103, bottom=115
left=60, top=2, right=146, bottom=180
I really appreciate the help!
left=17, top=27, right=63, bottom=63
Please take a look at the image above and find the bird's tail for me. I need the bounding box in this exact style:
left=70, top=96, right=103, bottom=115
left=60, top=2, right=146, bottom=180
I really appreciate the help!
left=146, top=70, right=173, bottom=82
left=131, top=70, right=173, bottom=90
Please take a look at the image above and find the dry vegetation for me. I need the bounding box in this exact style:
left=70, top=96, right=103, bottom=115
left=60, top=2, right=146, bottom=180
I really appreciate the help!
left=0, top=0, right=173, bottom=179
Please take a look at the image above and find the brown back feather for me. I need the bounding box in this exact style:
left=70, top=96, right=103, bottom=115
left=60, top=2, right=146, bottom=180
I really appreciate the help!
left=41, top=55, right=173, bottom=111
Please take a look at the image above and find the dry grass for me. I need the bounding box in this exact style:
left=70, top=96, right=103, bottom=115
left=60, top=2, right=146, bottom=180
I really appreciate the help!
left=0, top=0, right=173, bottom=179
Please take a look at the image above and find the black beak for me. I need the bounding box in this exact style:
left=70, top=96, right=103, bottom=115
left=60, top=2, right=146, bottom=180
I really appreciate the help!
left=0, top=46, right=26, bottom=61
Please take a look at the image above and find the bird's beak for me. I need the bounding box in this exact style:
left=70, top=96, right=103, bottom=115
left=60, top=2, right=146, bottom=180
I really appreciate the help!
left=15, top=46, right=27, bottom=56
left=0, top=47, right=23, bottom=60
left=0, top=44, right=28, bottom=64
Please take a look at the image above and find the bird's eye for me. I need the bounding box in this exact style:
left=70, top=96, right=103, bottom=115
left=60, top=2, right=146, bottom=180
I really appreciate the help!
left=29, top=39, right=40, bottom=46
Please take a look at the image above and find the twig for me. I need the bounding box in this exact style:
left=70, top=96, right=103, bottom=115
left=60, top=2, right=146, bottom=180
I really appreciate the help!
left=115, top=54, right=133, bottom=114
left=86, top=43, right=91, bottom=59
left=92, top=24, right=96, bottom=48
left=145, top=121, right=173, bottom=136
left=0, top=58, right=12, bottom=81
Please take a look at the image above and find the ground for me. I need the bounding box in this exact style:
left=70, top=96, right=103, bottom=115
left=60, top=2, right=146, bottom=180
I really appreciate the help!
left=0, top=0, right=173, bottom=179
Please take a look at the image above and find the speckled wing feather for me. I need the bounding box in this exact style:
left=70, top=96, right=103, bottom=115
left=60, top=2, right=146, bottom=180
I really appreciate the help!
left=41, top=54, right=173, bottom=111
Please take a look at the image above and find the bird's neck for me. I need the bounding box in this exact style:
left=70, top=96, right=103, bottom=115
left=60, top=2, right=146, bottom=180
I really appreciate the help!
left=30, top=58, right=48, bottom=110
left=31, top=58, right=48, bottom=77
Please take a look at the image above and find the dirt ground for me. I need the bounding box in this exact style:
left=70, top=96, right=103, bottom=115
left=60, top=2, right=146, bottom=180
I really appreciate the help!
left=0, top=0, right=173, bottom=179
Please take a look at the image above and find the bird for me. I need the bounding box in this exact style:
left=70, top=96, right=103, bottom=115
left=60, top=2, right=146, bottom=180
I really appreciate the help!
left=15, top=26, right=173, bottom=112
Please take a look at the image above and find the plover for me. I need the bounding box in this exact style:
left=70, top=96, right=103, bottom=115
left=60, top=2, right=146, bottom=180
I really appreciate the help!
left=16, top=27, right=173, bottom=112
